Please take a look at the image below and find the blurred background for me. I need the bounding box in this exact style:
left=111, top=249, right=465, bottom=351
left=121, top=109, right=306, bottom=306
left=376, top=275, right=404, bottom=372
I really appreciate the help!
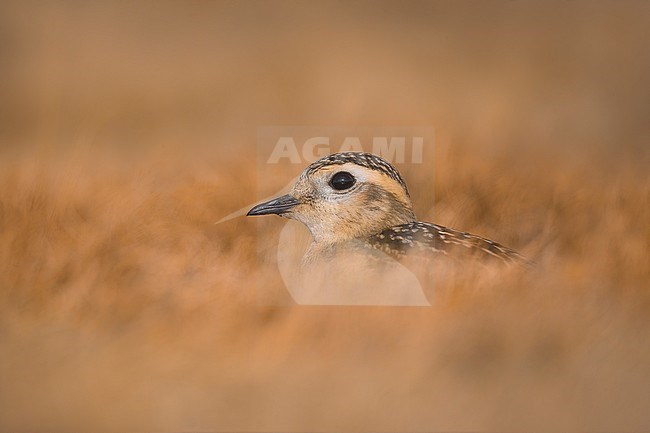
left=0, top=1, right=649, bottom=431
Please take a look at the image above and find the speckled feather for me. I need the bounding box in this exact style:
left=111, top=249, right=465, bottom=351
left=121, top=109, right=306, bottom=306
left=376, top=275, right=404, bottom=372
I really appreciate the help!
left=365, top=221, right=529, bottom=264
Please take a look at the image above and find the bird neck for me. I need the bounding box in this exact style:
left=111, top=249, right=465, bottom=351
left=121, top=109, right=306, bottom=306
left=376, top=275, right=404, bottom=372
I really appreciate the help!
left=306, top=204, right=416, bottom=246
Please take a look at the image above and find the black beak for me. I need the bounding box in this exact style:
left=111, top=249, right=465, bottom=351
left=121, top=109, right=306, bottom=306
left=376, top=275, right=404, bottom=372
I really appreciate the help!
left=247, top=194, right=300, bottom=216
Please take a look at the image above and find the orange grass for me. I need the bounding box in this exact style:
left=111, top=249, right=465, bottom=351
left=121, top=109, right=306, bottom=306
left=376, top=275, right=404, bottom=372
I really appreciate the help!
left=1, top=2, right=649, bottom=431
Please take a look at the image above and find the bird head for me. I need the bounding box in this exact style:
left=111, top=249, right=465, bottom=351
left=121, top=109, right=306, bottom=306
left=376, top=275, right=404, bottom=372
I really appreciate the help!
left=247, top=152, right=416, bottom=245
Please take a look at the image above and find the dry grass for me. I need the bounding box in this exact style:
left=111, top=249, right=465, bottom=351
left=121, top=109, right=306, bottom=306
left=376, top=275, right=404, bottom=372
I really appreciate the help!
left=1, top=2, right=649, bottom=432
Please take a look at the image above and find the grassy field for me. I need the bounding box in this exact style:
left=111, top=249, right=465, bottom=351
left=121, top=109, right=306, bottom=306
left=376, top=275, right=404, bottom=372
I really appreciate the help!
left=1, top=2, right=649, bottom=431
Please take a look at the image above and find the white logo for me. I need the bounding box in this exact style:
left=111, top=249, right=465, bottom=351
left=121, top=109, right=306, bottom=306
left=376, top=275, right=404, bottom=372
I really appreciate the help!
left=266, top=136, right=424, bottom=164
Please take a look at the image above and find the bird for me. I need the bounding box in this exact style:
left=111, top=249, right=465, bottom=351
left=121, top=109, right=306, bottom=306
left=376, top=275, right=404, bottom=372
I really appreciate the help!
left=247, top=152, right=528, bottom=267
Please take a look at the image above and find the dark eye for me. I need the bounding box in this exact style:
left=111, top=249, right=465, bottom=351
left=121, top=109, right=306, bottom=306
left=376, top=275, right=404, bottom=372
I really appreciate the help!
left=330, top=171, right=356, bottom=190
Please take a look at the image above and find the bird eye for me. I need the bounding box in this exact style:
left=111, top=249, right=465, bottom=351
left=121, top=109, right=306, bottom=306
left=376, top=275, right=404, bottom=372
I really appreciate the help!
left=330, top=171, right=356, bottom=190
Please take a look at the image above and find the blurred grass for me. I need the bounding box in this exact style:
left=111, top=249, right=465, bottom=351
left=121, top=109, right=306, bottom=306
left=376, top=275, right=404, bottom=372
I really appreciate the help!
left=0, top=1, right=649, bottom=431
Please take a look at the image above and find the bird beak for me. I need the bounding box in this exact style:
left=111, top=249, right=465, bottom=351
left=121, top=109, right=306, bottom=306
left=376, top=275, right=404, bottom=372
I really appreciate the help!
left=247, top=194, right=300, bottom=216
